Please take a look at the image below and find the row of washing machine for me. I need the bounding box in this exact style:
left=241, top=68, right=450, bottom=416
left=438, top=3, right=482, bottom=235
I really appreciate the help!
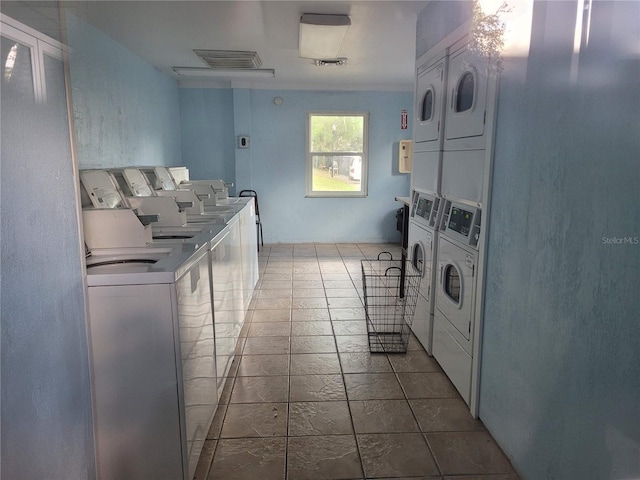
left=79, top=167, right=258, bottom=480
left=408, top=30, right=496, bottom=409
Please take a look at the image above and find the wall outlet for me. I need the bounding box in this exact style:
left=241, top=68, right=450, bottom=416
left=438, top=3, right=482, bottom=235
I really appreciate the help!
left=237, top=136, right=250, bottom=149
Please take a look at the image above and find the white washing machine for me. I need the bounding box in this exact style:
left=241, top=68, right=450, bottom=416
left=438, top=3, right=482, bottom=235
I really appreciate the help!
left=407, top=189, right=442, bottom=354
left=414, top=53, right=447, bottom=151
left=444, top=37, right=491, bottom=151
left=86, top=242, right=216, bottom=480
left=433, top=199, right=481, bottom=405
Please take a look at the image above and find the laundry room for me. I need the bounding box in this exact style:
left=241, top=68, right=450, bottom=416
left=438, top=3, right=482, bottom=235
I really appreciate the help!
left=1, top=1, right=638, bottom=480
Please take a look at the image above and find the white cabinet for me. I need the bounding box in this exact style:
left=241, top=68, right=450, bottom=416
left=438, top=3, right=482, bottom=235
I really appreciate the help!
left=239, top=200, right=259, bottom=312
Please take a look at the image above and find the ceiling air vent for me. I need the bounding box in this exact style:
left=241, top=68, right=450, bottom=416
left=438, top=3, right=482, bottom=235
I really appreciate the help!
left=194, top=50, right=262, bottom=69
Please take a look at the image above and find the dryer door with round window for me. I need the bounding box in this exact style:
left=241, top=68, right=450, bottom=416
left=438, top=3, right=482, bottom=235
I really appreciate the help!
left=444, top=41, right=489, bottom=149
left=435, top=237, right=476, bottom=342
left=414, top=57, right=446, bottom=150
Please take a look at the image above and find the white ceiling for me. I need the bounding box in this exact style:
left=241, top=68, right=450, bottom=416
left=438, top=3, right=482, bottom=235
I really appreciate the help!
left=67, top=1, right=428, bottom=91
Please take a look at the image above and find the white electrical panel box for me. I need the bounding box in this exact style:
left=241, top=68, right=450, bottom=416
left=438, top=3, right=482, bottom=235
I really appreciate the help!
left=399, top=140, right=412, bottom=173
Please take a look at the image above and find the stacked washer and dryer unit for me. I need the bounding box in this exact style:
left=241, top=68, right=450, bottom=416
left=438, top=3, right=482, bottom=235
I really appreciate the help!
left=410, top=27, right=496, bottom=413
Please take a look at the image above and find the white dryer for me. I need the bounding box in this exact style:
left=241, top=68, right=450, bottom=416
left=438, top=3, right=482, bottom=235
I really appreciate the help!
left=444, top=37, right=491, bottom=151
left=433, top=199, right=481, bottom=404
left=407, top=189, right=442, bottom=354
left=414, top=53, right=447, bottom=152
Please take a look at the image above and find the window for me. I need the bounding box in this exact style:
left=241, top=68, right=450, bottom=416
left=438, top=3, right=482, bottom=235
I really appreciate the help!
left=455, top=71, right=475, bottom=113
left=420, top=89, right=433, bottom=122
left=1, top=18, right=66, bottom=106
left=306, top=112, right=368, bottom=197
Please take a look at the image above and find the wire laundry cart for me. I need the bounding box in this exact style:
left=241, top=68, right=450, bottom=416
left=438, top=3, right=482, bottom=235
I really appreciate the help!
left=361, top=252, right=421, bottom=353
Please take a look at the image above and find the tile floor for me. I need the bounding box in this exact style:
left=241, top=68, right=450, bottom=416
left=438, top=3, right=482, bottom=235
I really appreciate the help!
left=195, top=243, right=520, bottom=480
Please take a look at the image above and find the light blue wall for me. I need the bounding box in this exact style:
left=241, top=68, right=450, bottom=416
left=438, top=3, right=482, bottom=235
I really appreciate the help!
left=66, top=14, right=181, bottom=169
left=180, top=88, right=412, bottom=243
left=480, top=1, right=640, bottom=478
left=1, top=16, right=95, bottom=479
left=417, top=0, right=640, bottom=478
left=179, top=88, right=236, bottom=187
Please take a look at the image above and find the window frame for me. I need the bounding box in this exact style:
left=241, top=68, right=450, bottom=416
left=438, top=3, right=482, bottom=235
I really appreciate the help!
left=1, top=14, right=66, bottom=104
left=305, top=111, right=369, bottom=198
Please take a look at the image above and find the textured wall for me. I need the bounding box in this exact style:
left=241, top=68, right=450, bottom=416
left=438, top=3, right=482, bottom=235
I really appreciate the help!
left=414, top=1, right=640, bottom=477
left=179, top=88, right=236, bottom=190
left=66, top=14, right=181, bottom=168
left=477, top=1, right=640, bottom=479
left=1, top=20, right=95, bottom=479
left=416, top=0, right=472, bottom=58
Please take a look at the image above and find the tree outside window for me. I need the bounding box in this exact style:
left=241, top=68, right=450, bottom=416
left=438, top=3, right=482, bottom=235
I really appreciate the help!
left=306, top=112, right=368, bottom=197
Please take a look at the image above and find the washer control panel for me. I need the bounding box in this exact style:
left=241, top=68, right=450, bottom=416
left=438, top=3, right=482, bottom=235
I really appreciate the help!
left=439, top=199, right=481, bottom=248
left=410, top=189, right=442, bottom=228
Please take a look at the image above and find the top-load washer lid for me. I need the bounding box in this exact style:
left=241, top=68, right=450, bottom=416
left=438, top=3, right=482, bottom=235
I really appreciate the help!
left=122, top=168, right=154, bottom=197
left=154, top=166, right=178, bottom=191
left=152, top=223, right=228, bottom=246
left=85, top=243, right=209, bottom=287
left=80, top=170, right=126, bottom=209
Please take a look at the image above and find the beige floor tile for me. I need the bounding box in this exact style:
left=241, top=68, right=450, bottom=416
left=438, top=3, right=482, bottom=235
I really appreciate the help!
left=248, top=322, right=291, bottom=337
left=237, top=355, right=289, bottom=377
left=344, top=373, right=405, bottom=400
left=287, top=435, right=362, bottom=480
left=396, top=373, right=459, bottom=399
left=243, top=336, right=290, bottom=355
left=332, top=321, right=368, bottom=336
left=350, top=399, right=420, bottom=434
left=326, top=297, right=363, bottom=308
left=388, top=350, right=443, bottom=373
left=427, top=431, right=516, bottom=475
left=292, top=298, right=329, bottom=309
left=291, top=321, right=334, bottom=336
left=288, top=401, right=353, bottom=436
left=209, top=437, right=285, bottom=480
left=257, top=289, right=293, bottom=299
left=330, top=307, right=366, bottom=321
left=292, top=272, right=322, bottom=281
left=290, top=353, right=341, bottom=375
left=259, top=280, right=293, bottom=290
left=261, top=272, right=293, bottom=281
left=338, top=352, right=393, bottom=374
left=220, top=403, right=287, bottom=438
left=324, top=289, right=359, bottom=299
left=292, top=288, right=326, bottom=298
left=290, top=374, right=347, bottom=402
left=254, top=297, right=293, bottom=310
left=319, top=273, right=352, bottom=281
left=335, top=335, right=371, bottom=353
left=293, top=280, right=324, bottom=289
left=230, top=376, right=289, bottom=403
left=251, top=309, right=291, bottom=323
left=290, top=335, right=337, bottom=354
left=291, top=308, right=330, bottom=322
left=410, top=398, right=484, bottom=432
left=357, top=433, right=439, bottom=478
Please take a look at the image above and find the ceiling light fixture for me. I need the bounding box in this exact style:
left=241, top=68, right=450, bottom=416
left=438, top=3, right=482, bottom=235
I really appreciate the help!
left=172, top=67, right=275, bottom=79
left=299, top=13, right=351, bottom=60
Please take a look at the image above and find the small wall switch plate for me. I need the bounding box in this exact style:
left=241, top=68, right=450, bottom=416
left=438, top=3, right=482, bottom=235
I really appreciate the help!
left=238, top=136, right=250, bottom=149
